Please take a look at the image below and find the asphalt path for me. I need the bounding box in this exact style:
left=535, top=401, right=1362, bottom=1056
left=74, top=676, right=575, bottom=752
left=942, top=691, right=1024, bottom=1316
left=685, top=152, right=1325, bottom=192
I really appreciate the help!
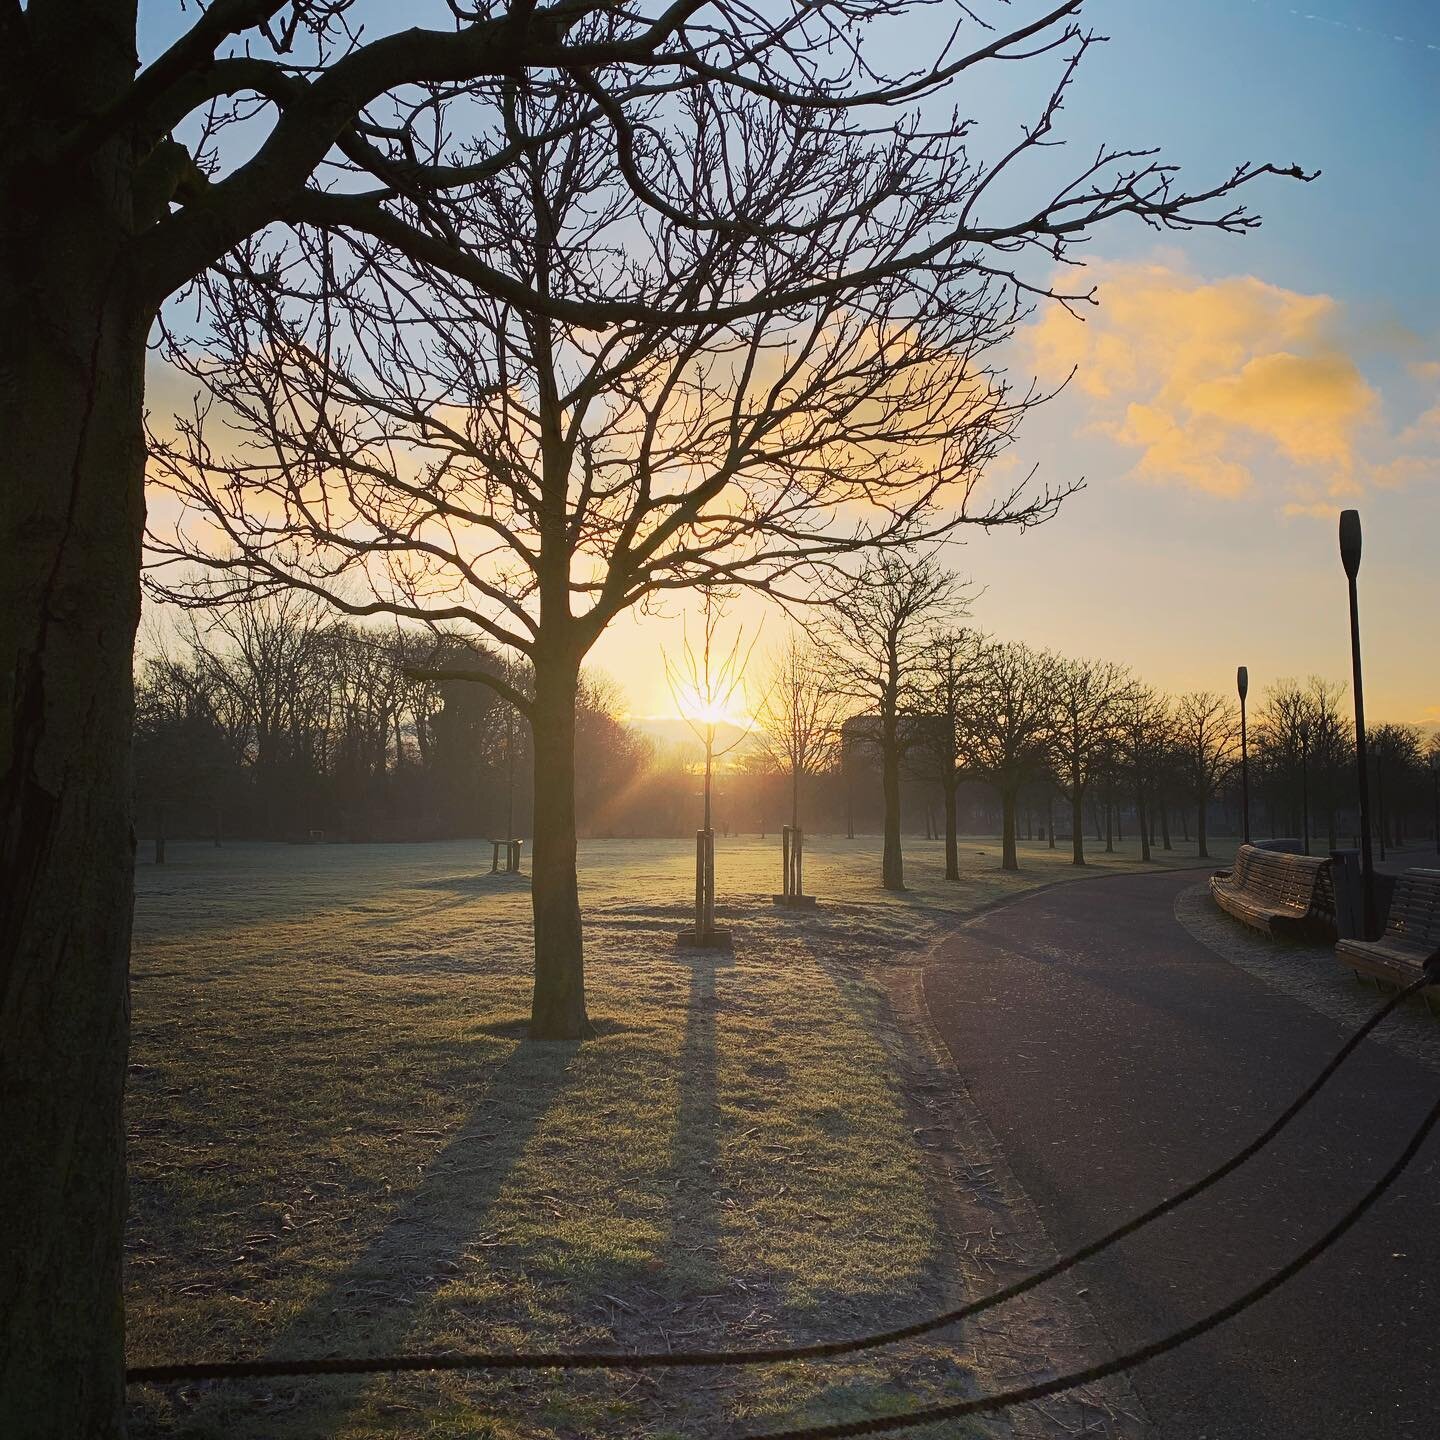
left=923, top=868, right=1440, bottom=1440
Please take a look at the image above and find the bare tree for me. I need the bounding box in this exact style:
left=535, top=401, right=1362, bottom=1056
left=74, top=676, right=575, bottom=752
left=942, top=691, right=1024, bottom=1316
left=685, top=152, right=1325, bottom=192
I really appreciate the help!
left=1, top=1, right=1309, bottom=1423
left=1049, top=656, right=1129, bottom=866
left=825, top=556, right=960, bottom=889
left=753, top=632, right=843, bottom=837
left=148, top=75, right=1066, bottom=1035
left=1114, top=682, right=1169, bottom=864
left=1175, top=691, right=1240, bottom=859
left=918, top=627, right=984, bottom=880
left=1306, top=677, right=1351, bottom=851
left=960, top=640, right=1058, bottom=870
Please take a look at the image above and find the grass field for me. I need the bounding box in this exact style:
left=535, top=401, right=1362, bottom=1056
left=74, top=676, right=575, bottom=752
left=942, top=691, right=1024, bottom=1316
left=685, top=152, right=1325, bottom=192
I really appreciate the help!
left=125, top=832, right=1230, bottom=1439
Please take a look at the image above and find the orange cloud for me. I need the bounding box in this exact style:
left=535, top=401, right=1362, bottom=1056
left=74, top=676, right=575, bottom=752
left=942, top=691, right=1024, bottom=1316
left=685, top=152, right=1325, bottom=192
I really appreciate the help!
left=1023, top=261, right=1437, bottom=508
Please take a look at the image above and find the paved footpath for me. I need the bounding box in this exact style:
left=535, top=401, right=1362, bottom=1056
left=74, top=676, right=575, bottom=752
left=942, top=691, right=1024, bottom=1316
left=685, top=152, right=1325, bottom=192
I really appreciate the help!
left=924, top=868, right=1440, bottom=1440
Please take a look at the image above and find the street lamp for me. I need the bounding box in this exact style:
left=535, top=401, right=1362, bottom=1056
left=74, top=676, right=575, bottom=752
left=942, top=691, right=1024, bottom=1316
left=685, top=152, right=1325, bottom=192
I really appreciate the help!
left=1298, top=719, right=1311, bottom=857
left=1339, top=510, right=1377, bottom=938
left=1237, top=665, right=1250, bottom=845
left=1430, top=751, right=1440, bottom=857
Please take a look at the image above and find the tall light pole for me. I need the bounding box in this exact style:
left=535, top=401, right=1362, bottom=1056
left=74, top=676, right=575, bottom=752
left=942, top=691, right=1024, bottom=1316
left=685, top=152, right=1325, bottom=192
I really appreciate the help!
left=1339, top=510, right=1376, bottom=938
left=1298, top=719, right=1311, bottom=857
left=1237, top=665, right=1250, bottom=845
left=1430, top=751, right=1439, bottom=857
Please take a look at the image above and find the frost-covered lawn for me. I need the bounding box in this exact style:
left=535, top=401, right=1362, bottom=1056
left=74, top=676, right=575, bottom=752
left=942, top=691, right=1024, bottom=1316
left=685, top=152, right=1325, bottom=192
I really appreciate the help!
left=125, top=833, right=1225, bottom=1439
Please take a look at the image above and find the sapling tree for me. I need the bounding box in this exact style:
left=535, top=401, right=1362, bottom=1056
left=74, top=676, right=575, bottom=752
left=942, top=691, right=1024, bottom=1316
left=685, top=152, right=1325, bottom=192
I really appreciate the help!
left=663, top=588, right=753, bottom=941
left=754, top=632, right=844, bottom=836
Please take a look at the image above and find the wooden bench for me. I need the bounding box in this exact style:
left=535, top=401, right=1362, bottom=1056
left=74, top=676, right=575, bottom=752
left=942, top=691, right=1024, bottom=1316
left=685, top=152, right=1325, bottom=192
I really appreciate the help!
left=1337, top=868, right=1440, bottom=995
left=1210, top=844, right=1336, bottom=941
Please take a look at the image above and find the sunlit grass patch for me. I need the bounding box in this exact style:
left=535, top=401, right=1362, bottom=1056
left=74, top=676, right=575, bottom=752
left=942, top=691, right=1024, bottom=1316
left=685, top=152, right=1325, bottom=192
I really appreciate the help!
left=125, top=832, right=1222, bottom=1437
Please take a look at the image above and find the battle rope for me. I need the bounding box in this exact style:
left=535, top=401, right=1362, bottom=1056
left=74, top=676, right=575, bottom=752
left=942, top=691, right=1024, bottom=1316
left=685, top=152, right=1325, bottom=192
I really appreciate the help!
left=755, top=1076, right=1440, bottom=1437
left=127, top=969, right=1435, bottom=1387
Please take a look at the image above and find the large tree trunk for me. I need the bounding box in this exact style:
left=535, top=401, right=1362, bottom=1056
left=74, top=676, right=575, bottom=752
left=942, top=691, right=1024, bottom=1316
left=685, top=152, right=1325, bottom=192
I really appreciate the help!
left=943, top=777, right=959, bottom=881
left=1, top=166, right=150, bottom=1434
left=881, top=721, right=904, bottom=890
left=528, top=653, right=588, bottom=1039
left=1197, top=794, right=1209, bottom=859
left=1071, top=774, right=1086, bottom=866
left=1000, top=786, right=1019, bottom=870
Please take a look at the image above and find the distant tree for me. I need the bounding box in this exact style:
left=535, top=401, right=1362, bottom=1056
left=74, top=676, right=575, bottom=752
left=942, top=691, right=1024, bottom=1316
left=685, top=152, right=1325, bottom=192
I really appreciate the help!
left=1175, top=691, right=1240, bottom=858
left=1306, top=677, right=1352, bottom=851
left=918, top=628, right=984, bottom=881
left=824, top=557, right=961, bottom=889
left=1049, top=657, right=1129, bottom=866
left=1114, top=683, right=1169, bottom=864
left=1368, top=723, right=1424, bottom=854
left=960, top=640, right=1058, bottom=871
left=753, top=633, right=843, bottom=836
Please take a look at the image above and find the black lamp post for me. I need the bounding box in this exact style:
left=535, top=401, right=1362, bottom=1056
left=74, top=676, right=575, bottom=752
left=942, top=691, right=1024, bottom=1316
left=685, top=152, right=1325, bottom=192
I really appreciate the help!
left=1237, top=665, right=1250, bottom=845
left=1298, top=719, right=1311, bottom=857
left=1339, top=509, right=1377, bottom=938
left=1430, top=752, right=1440, bottom=857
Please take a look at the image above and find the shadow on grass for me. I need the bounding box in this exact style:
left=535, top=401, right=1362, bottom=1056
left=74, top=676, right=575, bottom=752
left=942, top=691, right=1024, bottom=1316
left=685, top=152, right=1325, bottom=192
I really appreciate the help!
left=664, top=949, right=726, bottom=1289
left=172, top=1035, right=579, bottom=1437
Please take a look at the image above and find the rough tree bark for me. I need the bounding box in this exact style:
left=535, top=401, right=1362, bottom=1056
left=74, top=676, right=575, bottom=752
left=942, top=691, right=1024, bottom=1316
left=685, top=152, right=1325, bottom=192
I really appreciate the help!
left=943, top=779, right=959, bottom=881
left=528, top=649, right=588, bottom=1039
left=1000, top=786, right=1019, bottom=870
left=1, top=130, right=150, bottom=1437
left=1135, top=780, right=1151, bottom=863
left=881, top=714, right=905, bottom=890
left=1070, top=762, right=1086, bottom=866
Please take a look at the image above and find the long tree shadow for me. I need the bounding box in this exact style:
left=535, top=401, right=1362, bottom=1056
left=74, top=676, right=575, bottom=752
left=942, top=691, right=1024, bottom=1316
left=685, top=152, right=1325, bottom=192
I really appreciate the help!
left=628, top=948, right=729, bottom=1428
left=664, top=949, right=727, bottom=1286
left=177, top=1032, right=579, bottom=1437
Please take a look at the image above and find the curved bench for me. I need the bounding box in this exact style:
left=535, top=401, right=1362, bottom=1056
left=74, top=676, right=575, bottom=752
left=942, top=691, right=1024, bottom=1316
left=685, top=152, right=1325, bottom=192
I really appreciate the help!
left=1210, top=844, right=1336, bottom=941
left=1337, top=868, right=1440, bottom=995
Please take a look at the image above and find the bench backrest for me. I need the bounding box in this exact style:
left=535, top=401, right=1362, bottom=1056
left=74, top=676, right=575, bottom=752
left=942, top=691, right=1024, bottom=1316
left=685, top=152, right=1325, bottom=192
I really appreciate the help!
left=1385, top=869, right=1440, bottom=947
left=1229, top=844, right=1333, bottom=915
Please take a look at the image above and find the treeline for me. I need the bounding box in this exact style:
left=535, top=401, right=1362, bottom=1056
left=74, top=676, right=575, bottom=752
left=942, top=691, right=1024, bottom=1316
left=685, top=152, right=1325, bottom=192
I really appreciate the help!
left=133, top=594, right=659, bottom=845
left=134, top=585, right=1438, bottom=864
left=749, top=556, right=1439, bottom=881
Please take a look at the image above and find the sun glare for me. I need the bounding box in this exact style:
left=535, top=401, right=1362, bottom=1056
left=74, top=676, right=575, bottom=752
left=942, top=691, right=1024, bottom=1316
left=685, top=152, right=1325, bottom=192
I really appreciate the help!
left=674, top=686, right=749, bottom=730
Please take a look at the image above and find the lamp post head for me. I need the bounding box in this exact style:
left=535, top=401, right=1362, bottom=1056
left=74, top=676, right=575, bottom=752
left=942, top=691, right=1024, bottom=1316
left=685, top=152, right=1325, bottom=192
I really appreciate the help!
left=1339, top=509, right=1362, bottom=579
left=1237, top=665, right=1248, bottom=703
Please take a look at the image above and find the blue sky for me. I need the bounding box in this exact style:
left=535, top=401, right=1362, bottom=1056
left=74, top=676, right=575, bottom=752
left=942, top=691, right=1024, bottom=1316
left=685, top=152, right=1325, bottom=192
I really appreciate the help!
left=136, top=2, right=1439, bottom=723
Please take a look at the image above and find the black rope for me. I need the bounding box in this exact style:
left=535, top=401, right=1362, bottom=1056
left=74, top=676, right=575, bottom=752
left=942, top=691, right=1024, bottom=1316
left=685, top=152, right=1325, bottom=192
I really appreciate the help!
left=755, top=1079, right=1440, bottom=1437
left=126, top=970, right=1433, bottom=1387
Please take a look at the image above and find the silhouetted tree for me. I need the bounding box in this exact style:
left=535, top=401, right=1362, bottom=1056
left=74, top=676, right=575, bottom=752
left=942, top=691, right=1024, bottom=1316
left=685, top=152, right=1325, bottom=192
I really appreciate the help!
left=1050, top=656, right=1128, bottom=866
left=1175, top=691, right=1239, bottom=859
left=754, top=632, right=843, bottom=835
left=961, top=640, right=1057, bottom=871
left=919, top=628, right=984, bottom=880
left=147, top=80, right=1065, bottom=1037
left=825, top=557, right=960, bottom=889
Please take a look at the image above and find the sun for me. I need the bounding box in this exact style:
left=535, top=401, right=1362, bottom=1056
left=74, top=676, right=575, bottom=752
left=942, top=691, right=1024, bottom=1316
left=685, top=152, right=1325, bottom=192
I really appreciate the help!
left=673, top=685, right=750, bottom=730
